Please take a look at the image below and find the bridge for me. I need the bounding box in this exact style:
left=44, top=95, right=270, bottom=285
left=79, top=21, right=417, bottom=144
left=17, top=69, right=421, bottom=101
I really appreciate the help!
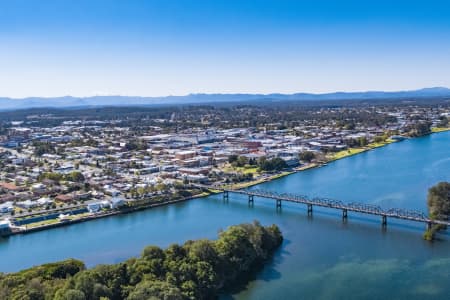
left=192, top=184, right=450, bottom=229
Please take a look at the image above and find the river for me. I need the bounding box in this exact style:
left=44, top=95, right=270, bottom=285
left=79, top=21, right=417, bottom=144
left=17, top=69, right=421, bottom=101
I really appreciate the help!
left=1, top=132, right=449, bottom=299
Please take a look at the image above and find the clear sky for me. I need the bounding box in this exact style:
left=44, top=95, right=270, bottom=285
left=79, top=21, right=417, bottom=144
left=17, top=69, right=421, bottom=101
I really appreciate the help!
left=1, top=0, right=450, bottom=98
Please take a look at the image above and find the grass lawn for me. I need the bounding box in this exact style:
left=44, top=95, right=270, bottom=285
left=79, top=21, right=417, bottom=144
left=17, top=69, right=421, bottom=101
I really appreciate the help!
left=26, top=218, right=60, bottom=228
left=68, top=212, right=91, bottom=219
left=329, top=148, right=366, bottom=160
left=367, top=139, right=395, bottom=148
left=221, top=164, right=260, bottom=175
left=296, top=163, right=318, bottom=171
left=270, top=171, right=293, bottom=180
left=239, top=166, right=260, bottom=174
left=431, top=127, right=450, bottom=133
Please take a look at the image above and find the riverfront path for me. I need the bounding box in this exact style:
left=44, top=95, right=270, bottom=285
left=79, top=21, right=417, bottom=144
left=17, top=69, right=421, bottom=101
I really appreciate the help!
left=193, top=184, right=450, bottom=229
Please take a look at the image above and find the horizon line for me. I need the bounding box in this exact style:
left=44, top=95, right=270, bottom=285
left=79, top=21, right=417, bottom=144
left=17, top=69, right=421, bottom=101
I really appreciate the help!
left=2, top=86, right=450, bottom=100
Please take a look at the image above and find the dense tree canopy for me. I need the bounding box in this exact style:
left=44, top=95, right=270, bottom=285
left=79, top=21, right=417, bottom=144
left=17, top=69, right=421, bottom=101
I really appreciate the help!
left=0, top=221, right=282, bottom=300
left=258, top=157, right=287, bottom=172
left=408, top=122, right=432, bottom=137
left=427, top=182, right=450, bottom=220
left=424, top=182, right=450, bottom=241
left=299, top=151, right=315, bottom=163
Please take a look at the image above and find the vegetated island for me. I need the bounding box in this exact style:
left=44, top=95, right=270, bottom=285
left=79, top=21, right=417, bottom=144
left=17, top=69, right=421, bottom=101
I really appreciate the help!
left=0, top=221, right=283, bottom=300
left=424, top=182, right=450, bottom=241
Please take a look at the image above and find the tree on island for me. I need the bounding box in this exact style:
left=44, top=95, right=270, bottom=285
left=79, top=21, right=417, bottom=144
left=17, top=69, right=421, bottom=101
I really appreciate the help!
left=424, top=182, right=450, bottom=241
left=427, top=182, right=450, bottom=220
left=0, top=221, right=283, bottom=300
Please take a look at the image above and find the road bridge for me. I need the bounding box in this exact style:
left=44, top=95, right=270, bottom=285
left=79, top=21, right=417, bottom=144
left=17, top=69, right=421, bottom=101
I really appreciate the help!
left=192, top=184, right=450, bottom=229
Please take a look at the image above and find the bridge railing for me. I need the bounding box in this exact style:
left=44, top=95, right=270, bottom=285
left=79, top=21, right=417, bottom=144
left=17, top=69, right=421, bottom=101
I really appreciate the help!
left=191, top=184, right=450, bottom=225
left=386, top=208, right=426, bottom=220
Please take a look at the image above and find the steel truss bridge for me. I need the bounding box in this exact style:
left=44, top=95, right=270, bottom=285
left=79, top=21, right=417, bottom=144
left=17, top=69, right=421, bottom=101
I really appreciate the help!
left=192, top=185, right=450, bottom=229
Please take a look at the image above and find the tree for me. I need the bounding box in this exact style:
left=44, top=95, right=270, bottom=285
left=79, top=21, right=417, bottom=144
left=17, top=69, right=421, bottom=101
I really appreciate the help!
left=142, top=246, right=165, bottom=261
left=0, top=223, right=282, bottom=300
left=38, top=172, right=63, bottom=183
left=73, top=271, right=95, bottom=299
left=234, top=156, right=248, bottom=168
left=357, top=136, right=368, bottom=147
left=437, top=116, right=449, bottom=127
left=65, top=172, right=85, bottom=183
left=299, top=151, right=315, bottom=163
left=228, top=155, right=238, bottom=164
left=258, top=157, right=287, bottom=172
left=409, top=122, right=431, bottom=137
left=373, top=135, right=386, bottom=143
left=54, top=289, right=86, bottom=300
left=424, top=182, right=450, bottom=241
left=427, top=182, right=450, bottom=220
left=127, top=280, right=183, bottom=300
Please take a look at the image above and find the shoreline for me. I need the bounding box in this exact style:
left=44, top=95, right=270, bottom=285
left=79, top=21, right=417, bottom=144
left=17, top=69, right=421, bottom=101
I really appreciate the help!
left=213, top=128, right=450, bottom=190
left=3, top=129, right=449, bottom=237
left=2, top=194, right=206, bottom=237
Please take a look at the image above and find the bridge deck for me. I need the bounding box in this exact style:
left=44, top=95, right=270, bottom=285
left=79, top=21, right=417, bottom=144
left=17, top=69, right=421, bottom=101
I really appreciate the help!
left=193, top=184, right=450, bottom=226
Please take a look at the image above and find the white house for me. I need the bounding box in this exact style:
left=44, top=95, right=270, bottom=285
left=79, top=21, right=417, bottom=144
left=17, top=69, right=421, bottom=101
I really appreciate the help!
left=0, top=202, right=14, bottom=214
left=31, top=183, right=46, bottom=193
left=87, top=202, right=102, bottom=213
left=109, top=197, right=126, bottom=209
left=37, top=197, right=53, bottom=206
left=0, top=219, right=11, bottom=230
left=87, top=200, right=110, bottom=213
left=16, top=200, right=39, bottom=209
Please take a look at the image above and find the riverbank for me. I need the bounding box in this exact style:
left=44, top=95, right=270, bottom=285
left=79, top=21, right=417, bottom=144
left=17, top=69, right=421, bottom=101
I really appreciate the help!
left=327, top=139, right=396, bottom=161
left=3, top=130, right=448, bottom=237
left=220, top=140, right=397, bottom=191
left=3, top=193, right=208, bottom=237
left=2, top=130, right=450, bottom=299
left=218, top=129, right=447, bottom=191
left=431, top=127, right=450, bottom=133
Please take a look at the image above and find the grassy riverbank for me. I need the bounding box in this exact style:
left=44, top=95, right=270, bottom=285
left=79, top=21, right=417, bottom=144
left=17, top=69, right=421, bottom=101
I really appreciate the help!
left=7, top=130, right=449, bottom=235
left=328, top=139, right=396, bottom=161
left=219, top=129, right=450, bottom=191
left=431, top=127, right=450, bottom=133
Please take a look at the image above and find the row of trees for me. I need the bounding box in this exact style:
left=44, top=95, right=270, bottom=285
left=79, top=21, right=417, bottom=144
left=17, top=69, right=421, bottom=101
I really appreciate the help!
left=38, top=171, right=85, bottom=183
left=228, top=155, right=287, bottom=172
left=0, top=221, right=283, bottom=300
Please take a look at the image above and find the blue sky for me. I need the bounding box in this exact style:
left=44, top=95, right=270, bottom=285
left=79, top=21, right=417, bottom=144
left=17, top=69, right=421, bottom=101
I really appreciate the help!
left=1, top=0, right=450, bottom=98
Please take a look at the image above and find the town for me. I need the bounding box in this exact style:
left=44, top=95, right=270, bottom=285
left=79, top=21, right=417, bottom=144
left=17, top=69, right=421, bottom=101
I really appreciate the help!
left=0, top=100, right=449, bottom=235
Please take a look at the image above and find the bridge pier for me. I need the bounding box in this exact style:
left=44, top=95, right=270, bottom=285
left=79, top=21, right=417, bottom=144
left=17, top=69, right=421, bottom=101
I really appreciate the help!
left=382, top=215, right=387, bottom=227
left=342, top=209, right=348, bottom=221
left=223, top=191, right=229, bottom=202
left=276, top=199, right=282, bottom=209
left=307, top=204, right=313, bottom=216
left=248, top=195, right=254, bottom=205
left=427, top=222, right=433, bottom=231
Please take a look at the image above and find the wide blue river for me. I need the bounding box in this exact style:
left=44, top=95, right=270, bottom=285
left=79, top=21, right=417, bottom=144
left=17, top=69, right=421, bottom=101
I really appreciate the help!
left=1, top=132, right=450, bottom=299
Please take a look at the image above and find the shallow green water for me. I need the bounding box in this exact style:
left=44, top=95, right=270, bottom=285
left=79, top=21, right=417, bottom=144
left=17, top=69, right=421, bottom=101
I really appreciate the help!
left=1, top=132, right=449, bottom=299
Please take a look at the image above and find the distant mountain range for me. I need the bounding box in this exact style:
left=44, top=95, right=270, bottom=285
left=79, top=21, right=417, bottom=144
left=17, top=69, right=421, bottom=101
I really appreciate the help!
left=1, top=87, right=450, bottom=111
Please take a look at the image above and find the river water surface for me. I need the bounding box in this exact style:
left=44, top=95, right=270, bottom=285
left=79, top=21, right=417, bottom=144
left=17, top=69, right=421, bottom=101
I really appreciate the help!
left=1, top=132, right=449, bottom=299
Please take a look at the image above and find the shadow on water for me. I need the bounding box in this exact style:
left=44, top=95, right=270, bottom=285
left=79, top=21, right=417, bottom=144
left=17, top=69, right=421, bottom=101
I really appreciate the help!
left=219, top=239, right=291, bottom=300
